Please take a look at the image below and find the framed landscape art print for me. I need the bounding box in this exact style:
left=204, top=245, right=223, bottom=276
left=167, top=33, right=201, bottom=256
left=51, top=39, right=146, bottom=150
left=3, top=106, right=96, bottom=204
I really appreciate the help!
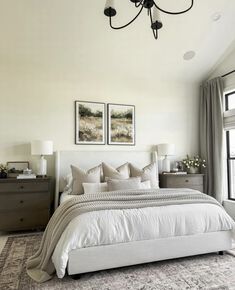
left=75, top=101, right=105, bottom=145
left=108, top=103, right=135, bottom=145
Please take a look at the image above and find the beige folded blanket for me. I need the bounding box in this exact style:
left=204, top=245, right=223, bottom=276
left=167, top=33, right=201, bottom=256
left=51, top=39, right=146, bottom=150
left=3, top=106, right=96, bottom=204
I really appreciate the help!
left=26, top=188, right=221, bottom=283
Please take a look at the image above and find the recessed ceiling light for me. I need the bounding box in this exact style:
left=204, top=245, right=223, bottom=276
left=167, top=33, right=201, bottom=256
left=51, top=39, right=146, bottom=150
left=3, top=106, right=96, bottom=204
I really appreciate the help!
left=183, top=51, right=196, bottom=61
left=212, top=12, right=221, bottom=22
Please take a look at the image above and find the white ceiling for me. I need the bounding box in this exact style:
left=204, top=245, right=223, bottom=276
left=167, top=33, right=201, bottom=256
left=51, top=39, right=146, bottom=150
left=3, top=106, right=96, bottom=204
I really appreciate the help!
left=0, top=0, right=235, bottom=83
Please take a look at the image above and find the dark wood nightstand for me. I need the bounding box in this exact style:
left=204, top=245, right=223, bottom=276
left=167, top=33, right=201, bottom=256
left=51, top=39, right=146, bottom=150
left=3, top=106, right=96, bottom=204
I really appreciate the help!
left=159, top=174, right=204, bottom=192
left=0, top=177, right=53, bottom=231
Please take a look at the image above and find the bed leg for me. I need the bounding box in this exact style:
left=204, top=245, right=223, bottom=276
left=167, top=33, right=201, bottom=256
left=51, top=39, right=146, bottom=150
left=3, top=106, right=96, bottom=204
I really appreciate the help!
left=218, top=251, right=224, bottom=255
left=70, top=274, right=82, bottom=280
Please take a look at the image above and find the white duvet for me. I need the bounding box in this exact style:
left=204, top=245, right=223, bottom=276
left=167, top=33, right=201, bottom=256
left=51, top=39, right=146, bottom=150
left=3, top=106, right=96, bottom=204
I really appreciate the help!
left=52, top=201, right=235, bottom=278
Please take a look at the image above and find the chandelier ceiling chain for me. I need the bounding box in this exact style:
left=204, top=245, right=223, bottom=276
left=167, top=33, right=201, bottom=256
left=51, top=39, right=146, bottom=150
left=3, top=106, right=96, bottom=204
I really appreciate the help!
left=104, top=0, right=194, bottom=40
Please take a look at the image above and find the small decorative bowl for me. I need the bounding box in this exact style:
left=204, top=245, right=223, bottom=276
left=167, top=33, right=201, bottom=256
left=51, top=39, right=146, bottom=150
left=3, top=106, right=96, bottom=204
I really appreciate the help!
left=23, top=168, right=32, bottom=175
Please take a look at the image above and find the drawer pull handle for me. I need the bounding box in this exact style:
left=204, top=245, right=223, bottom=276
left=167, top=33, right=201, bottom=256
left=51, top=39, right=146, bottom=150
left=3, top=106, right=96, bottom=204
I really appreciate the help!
left=185, top=180, right=189, bottom=183
left=20, top=200, right=24, bottom=204
left=20, top=218, right=24, bottom=222
left=19, top=186, right=24, bottom=189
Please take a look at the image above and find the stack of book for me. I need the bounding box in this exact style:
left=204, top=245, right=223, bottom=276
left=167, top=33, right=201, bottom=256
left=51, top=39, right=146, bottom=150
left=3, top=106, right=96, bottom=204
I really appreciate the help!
left=162, top=171, right=187, bottom=175
left=17, top=174, right=36, bottom=179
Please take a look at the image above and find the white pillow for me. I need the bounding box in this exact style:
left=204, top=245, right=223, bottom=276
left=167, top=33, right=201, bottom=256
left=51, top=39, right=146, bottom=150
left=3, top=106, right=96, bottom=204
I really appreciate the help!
left=63, top=173, right=73, bottom=190
left=140, top=180, right=151, bottom=189
left=71, top=165, right=101, bottom=195
left=130, top=163, right=159, bottom=188
left=107, top=177, right=141, bottom=191
left=83, top=182, right=108, bottom=194
left=102, top=162, right=130, bottom=180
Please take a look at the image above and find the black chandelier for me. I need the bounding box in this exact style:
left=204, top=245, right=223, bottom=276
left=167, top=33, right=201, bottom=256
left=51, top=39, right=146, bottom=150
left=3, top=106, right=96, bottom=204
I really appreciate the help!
left=104, top=0, right=194, bottom=39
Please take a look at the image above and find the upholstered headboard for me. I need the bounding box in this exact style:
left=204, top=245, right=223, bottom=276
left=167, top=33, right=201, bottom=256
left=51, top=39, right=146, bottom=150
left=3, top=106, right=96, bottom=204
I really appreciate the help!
left=55, top=150, right=157, bottom=209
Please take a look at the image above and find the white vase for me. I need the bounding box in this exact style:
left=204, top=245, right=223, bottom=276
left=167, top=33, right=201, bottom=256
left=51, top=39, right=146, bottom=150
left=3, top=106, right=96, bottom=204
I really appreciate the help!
left=188, top=167, right=199, bottom=174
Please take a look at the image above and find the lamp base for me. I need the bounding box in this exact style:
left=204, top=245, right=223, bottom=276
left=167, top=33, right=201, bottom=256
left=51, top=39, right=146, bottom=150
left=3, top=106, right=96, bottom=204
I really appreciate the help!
left=37, top=156, right=47, bottom=176
left=162, top=157, right=170, bottom=172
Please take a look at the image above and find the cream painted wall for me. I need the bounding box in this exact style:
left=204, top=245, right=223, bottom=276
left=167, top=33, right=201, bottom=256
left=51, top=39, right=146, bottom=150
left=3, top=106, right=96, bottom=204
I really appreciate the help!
left=210, top=43, right=235, bottom=90
left=0, top=67, right=200, bottom=176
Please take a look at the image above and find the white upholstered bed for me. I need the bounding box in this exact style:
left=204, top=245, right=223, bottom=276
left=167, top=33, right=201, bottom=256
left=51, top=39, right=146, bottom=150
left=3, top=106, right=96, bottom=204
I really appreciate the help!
left=53, top=150, right=234, bottom=279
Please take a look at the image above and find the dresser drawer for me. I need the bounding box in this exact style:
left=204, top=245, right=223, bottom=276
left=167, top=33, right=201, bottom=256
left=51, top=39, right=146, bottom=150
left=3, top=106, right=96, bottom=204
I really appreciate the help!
left=0, top=181, right=49, bottom=193
left=0, top=210, right=50, bottom=231
left=166, top=176, right=203, bottom=187
left=0, top=192, right=50, bottom=211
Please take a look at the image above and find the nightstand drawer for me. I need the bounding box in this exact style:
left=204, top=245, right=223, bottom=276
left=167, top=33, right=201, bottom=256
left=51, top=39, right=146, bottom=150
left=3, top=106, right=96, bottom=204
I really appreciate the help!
left=0, top=192, right=50, bottom=211
left=0, top=181, right=49, bottom=193
left=166, top=176, right=203, bottom=187
left=159, top=174, right=204, bottom=193
left=0, top=210, right=50, bottom=231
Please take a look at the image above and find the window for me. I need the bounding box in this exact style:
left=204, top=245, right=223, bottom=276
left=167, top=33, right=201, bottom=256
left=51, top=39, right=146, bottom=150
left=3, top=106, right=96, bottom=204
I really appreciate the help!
left=225, top=91, right=235, bottom=200
left=226, top=91, right=235, bottom=110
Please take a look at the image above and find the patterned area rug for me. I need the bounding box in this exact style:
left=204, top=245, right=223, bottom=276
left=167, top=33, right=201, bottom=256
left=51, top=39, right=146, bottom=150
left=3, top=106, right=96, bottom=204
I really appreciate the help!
left=0, top=234, right=235, bottom=290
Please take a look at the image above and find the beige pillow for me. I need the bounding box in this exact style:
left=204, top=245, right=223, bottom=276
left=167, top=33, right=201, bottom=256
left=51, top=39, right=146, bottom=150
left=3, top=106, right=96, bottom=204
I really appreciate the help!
left=107, top=177, right=141, bottom=191
left=102, top=162, right=130, bottom=181
left=71, top=165, right=101, bottom=195
left=83, top=182, right=108, bottom=194
left=130, top=163, right=159, bottom=188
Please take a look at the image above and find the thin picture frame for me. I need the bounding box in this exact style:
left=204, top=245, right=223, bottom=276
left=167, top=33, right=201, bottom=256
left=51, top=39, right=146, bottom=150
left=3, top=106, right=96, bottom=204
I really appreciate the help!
left=107, top=103, right=135, bottom=146
left=75, top=101, right=106, bottom=145
left=7, top=161, right=30, bottom=177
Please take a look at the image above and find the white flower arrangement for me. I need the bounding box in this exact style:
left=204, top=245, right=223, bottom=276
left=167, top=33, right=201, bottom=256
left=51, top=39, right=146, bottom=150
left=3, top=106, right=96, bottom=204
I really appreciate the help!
left=0, top=163, right=8, bottom=173
left=182, top=155, right=206, bottom=169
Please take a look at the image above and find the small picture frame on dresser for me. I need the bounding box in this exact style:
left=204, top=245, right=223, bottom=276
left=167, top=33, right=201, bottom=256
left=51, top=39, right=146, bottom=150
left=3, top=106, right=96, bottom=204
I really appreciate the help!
left=7, top=161, right=29, bottom=178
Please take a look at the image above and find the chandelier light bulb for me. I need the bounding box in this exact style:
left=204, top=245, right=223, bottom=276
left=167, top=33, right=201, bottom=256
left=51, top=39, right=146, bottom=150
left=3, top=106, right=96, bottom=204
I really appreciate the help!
left=152, top=6, right=161, bottom=23
left=105, top=0, right=115, bottom=9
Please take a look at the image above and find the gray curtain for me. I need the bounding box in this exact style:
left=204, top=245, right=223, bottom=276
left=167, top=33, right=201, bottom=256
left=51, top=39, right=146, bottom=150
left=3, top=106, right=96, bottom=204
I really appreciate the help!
left=199, top=77, right=224, bottom=203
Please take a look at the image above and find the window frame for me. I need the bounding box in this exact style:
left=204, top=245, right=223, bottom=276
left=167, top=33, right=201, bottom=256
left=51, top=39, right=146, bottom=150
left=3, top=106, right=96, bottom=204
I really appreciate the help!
left=225, top=91, right=235, bottom=201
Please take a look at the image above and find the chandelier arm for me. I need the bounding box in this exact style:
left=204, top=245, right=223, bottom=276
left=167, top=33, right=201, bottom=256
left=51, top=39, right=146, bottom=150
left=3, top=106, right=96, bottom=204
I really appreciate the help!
left=153, top=0, right=194, bottom=15
left=109, top=4, right=144, bottom=30
left=149, top=8, right=153, bottom=25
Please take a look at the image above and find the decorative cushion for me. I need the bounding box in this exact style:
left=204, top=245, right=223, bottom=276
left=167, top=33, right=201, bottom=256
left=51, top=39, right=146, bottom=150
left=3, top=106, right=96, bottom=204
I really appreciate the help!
left=107, top=177, right=141, bottom=191
left=102, top=162, right=130, bottom=181
left=71, top=165, right=101, bottom=195
left=130, top=162, right=159, bottom=188
left=83, top=182, right=108, bottom=194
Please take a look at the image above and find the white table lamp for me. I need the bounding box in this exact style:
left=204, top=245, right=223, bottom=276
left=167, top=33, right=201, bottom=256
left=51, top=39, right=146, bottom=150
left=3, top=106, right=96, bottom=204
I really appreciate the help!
left=31, top=140, right=53, bottom=176
left=157, top=143, right=175, bottom=172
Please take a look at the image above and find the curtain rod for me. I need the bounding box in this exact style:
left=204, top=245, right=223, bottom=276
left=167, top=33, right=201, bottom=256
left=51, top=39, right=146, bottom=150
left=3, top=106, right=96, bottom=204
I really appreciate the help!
left=221, top=70, right=235, bottom=78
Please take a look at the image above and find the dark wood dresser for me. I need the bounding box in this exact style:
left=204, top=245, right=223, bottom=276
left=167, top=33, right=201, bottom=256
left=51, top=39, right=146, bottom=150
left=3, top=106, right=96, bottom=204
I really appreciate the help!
left=0, top=177, right=53, bottom=231
left=159, top=174, right=204, bottom=192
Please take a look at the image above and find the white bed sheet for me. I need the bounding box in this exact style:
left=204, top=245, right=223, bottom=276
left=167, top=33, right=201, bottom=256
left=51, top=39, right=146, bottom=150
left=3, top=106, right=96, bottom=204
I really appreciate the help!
left=52, top=202, right=235, bottom=278
left=60, top=189, right=73, bottom=204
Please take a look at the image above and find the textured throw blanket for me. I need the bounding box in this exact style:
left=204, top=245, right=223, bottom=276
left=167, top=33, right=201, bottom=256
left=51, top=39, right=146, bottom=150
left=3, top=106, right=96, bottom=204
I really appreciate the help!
left=26, top=188, right=222, bottom=283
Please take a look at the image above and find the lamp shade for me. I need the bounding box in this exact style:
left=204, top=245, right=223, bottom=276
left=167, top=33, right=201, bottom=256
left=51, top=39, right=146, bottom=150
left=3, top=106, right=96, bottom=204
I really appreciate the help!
left=31, top=140, right=53, bottom=155
left=157, top=143, right=175, bottom=156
